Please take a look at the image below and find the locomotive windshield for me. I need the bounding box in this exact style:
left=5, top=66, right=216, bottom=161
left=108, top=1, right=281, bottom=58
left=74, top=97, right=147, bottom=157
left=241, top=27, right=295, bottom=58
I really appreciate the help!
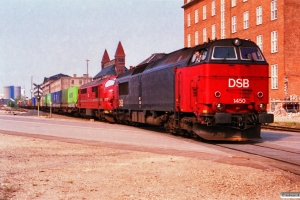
left=212, top=46, right=237, bottom=60
left=105, top=78, right=116, bottom=87
left=240, top=47, right=265, bottom=61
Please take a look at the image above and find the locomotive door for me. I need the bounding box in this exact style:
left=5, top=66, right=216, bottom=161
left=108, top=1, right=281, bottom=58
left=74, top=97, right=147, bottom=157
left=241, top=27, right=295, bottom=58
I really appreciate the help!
left=175, top=68, right=181, bottom=113
left=190, top=76, right=200, bottom=112
left=138, top=75, right=142, bottom=109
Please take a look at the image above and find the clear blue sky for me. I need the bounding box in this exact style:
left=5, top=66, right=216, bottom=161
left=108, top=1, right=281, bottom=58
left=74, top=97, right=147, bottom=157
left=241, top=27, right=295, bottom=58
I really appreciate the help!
left=0, top=0, right=183, bottom=97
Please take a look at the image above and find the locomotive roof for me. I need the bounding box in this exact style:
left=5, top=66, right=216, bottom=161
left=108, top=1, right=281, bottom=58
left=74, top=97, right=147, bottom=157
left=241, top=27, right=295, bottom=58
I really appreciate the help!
left=80, top=78, right=108, bottom=89
left=194, top=38, right=259, bottom=48
left=137, top=53, right=167, bottom=66
left=116, top=38, right=266, bottom=81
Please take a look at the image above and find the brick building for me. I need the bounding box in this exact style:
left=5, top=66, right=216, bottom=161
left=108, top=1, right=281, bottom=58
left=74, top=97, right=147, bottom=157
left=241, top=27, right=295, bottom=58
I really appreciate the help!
left=42, top=73, right=92, bottom=94
left=93, top=41, right=126, bottom=80
left=182, top=0, right=300, bottom=101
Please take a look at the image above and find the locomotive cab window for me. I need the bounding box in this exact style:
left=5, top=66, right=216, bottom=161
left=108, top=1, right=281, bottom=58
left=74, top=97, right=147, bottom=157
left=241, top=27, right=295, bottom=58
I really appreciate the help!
left=190, top=48, right=208, bottom=64
left=212, top=46, right=237, bottom=60
left=240, top=47, right=265, bottom=61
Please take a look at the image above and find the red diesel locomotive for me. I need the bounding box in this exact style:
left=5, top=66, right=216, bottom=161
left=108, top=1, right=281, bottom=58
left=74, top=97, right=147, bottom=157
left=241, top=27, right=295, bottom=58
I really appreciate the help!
left=101, top=38, right=274, bottom=141
left=77, top=76, right=116, bottom=121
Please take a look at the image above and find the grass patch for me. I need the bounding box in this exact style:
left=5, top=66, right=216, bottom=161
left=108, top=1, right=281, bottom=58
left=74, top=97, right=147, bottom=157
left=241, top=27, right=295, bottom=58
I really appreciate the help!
left=0, top=183, right=19, bottom=200
left=271, top=121, right=300, bottom=128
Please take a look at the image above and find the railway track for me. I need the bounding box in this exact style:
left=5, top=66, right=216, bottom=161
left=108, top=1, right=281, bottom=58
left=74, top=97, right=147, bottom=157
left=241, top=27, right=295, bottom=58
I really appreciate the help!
left=214, top=142, right=300, bottom=176
left=262, top=124, right=300, bottom=133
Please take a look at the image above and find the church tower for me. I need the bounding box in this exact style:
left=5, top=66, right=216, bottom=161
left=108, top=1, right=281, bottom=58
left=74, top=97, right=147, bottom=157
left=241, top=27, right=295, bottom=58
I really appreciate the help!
left=101, top=49, right=110, bottom=70
left=114, top=41, right=126, bottom=76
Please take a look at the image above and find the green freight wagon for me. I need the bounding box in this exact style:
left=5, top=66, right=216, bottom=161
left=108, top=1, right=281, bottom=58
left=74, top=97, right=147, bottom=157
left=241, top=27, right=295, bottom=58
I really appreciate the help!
left=68, top=86, right=79, bottom=106
left=45, top=93, right=52, bottom=106
left=61, top=86, right=79, bottom=114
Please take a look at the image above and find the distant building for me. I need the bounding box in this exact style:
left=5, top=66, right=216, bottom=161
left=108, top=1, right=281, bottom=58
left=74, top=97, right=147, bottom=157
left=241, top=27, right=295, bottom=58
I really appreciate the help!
left=3, top=86, right=21, bottom=99
left=42, top=73, right=92, bottom=94
left=182, top=0, right=300, bottom=101
left=93, top=41, right=126, bottom=80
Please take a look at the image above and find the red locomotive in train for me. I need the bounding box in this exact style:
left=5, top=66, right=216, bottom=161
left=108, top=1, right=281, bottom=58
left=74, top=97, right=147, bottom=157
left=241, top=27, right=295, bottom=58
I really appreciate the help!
left=92, top=38, right=272, bottom=141
left=77, top=76, right=116, bottom=122
left=21, top=38, right=273, bottom=141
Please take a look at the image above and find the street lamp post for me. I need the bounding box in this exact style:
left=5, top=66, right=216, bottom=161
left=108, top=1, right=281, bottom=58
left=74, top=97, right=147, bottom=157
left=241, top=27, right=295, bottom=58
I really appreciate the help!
left=86, top=59, right=89, bottom=77
left=31, top=76, right=33, bottom=99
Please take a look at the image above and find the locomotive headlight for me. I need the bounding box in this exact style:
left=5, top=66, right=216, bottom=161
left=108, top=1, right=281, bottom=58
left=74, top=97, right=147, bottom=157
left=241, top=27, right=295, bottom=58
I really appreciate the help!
left=256, top=102, right=266, bottom=112
left=212, top=102, right=225, bottom=112
left=259, top=103, right=266, bottom=111
left=257, top=92, right=264, bottom=98
left=216, top=103, right=225, bottom=111
left=233, top=38, right=242, bottom=46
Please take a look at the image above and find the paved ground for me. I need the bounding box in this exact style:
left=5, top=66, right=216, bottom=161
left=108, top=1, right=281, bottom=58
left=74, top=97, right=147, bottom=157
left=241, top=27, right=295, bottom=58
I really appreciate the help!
left=1, top=109, right=300, bottom=199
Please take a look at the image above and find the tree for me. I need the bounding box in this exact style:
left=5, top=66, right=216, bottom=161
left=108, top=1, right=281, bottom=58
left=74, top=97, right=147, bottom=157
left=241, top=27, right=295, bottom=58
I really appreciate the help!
left=7, top=99, right=16, bottom=108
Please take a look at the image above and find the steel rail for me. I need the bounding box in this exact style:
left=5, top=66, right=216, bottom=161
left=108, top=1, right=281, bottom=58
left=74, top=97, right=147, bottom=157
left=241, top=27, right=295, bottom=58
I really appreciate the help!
left=262, top=125, right=300, bottom=133
left=214, top=143, right=300, bottom=176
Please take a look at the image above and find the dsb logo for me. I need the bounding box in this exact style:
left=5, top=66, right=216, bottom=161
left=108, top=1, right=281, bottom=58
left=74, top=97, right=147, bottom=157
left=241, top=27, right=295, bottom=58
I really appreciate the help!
left=228, top=78, right=249, bottom=88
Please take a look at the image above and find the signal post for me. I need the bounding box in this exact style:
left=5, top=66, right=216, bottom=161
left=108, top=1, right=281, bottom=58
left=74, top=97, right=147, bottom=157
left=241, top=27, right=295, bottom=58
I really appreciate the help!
left=33, top=83, right=43, bottom=117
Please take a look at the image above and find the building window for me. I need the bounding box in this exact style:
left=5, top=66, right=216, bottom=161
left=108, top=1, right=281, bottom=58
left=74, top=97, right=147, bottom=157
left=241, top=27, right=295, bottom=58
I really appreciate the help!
left=203, top=5, right=206, bottom=20
left=79, top=80, right=82, bottom=85
left=195, top=9, right=198, bottom=24
left=211, top=0, right=215, bottom=16
left=203, top=28, right=207, bottom=43
left=221, top=0, right=225, bottom=39
left=187, top=34, right=191, bottom=47
left=195, top=31, right=199, bottom=45
left=232, top=16, right=237, bottom=33
left=71, top=80, right=74, bottom=84
left=212, top=24, right=216, bottom=39
left=231, top=0, right=236, bottom=7
left=271, top=31, right=278, bottom=53
left=271, top=64, right=278, bottom=89
left=256, top=35, right=263, bottom=51
left=271, top=0, right=277, bottom=20
left=187, top=13, right=191, bottom=27
left=256, top=6, right=262, bottom=25
left=243, top=11, right=249, bottom=29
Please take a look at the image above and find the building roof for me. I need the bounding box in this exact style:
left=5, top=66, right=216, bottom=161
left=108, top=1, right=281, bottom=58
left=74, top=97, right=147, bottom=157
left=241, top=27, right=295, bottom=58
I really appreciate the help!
left=43, top=73, right=70, bottom=83
left=115, top=41, right=125, bottom=57
left=181, top=0, right=200, bottom=8
left=93, top=65, right=116, bottom=80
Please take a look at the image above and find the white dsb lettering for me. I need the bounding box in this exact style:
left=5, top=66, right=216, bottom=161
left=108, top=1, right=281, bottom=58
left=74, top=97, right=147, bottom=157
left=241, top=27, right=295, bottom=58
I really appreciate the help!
left=228, top=78, right=249, bottom=88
